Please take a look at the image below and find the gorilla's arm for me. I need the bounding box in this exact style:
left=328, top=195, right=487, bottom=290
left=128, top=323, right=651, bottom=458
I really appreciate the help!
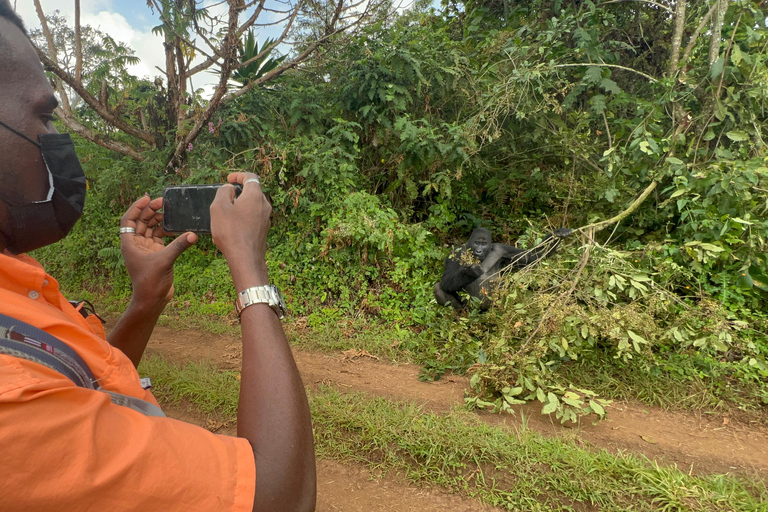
left=497, top=229, right=573, bottom=269
left=439, top=252, right=484, bottom=293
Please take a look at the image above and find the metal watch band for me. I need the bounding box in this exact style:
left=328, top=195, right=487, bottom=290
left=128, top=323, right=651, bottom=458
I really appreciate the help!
left=235, top=285, right=286, bottom=319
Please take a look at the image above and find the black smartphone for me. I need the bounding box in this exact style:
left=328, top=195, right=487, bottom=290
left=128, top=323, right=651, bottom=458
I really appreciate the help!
left=162, top=184, right=242, bottom=234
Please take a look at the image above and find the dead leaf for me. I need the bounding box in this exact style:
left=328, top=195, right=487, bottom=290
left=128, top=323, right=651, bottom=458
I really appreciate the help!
left=206, top=418, right=232, bottom=433
left=640, top=435, right=656, bottom=444
left=342, top=349, right=379, bottom=361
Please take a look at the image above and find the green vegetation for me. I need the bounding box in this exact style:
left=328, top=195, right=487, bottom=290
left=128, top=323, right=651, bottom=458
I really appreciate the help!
left=36, top=0, right=768, bottom=421
left=141, top=356, right=768, bottom=511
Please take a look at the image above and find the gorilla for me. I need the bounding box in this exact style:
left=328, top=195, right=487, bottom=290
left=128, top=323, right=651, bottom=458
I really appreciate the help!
left=434, top=227, right=573, bottom=309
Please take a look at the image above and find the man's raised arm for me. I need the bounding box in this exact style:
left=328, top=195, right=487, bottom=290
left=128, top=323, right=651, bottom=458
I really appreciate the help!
left=211, top=172, right=316, bottom=512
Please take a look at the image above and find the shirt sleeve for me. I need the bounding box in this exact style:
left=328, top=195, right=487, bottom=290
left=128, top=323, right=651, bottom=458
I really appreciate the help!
left=0, top=359, right=255, bottom=512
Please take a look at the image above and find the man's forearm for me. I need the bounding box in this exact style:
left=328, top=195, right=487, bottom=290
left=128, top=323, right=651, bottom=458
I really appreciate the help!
left=108, top=299, right=167, bottom=368
left=232, top=267, right=316, bottom=512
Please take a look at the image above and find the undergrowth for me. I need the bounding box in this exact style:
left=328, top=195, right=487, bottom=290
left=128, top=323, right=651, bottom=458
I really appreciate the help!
left=414, top=240, right=768, bottom=423
left=140, top=356, right=768, bottom=512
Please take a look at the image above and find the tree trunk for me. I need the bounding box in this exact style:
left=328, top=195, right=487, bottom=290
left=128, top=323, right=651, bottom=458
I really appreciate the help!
left=74, top=0, right=83, bottom=82
left=668, top=0, right=687, bottom=77
left=709, top=0, right=728, bottom=68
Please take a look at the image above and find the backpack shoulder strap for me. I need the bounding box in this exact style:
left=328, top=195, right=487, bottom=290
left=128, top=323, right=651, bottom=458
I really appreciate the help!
left=0, top=313, right=165, bottom=417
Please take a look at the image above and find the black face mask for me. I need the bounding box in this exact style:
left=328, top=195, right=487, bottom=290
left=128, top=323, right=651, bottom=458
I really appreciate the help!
left=0, top=120, right=86, bottom=254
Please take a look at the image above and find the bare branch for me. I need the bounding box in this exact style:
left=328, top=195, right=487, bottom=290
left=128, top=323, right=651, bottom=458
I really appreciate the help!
left=236, top=0, right=268, bottom=37
left=552, top=63, right=658, bottom=83
left=598, top=0, right=673, bottom=13
left=224, top=27, right=343, bottom=102
left=33, top=0, right=72, bottom=115
left=35, top=49, right=156, bottom=146
left=54, top=107, right=145, bottom=161
left=682, top=2, right=717, bottom=65
left=237, top=0, right=303, bottom=71
left=170, top=0, right=246, bottom=163
left=185, top=0, right=269, bottom=77
left=74, top=0, right=83, bottom=82
left=579, top=181, right=658, bottom=234
left=149, top=0, right=223, bottom=65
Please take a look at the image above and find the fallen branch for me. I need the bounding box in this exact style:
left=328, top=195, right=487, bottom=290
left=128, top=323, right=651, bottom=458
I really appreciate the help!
left=552, top=63, right=658, bottom=84
left=577, top=181, right=658, bottom=234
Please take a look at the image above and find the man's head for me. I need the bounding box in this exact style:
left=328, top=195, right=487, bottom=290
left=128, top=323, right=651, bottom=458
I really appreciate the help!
left=467, top=228, right=492, bottom=261
left=0, top=0, right=25, bottom=38
left=0, top=2, right=62, bottom=253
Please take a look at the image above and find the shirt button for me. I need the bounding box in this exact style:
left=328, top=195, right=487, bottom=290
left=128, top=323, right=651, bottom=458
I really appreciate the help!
left=28, top=290, right=40, bottom=300
left=43, top=279, right=50, bottom=286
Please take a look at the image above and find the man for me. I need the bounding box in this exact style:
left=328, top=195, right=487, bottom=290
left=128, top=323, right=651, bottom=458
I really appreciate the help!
left=0, top=4, right=315, bottom=511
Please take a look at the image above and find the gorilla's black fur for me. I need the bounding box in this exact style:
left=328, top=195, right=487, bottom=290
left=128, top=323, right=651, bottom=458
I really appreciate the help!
left=434, top=227, right=573, bottom=309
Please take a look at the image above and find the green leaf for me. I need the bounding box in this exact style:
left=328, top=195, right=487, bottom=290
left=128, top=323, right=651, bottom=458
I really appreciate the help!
left=590, top=94, right=606, bottom=114
left=731, top=45, right=743, bottom=65
left=542, top=401, right=558, bottom=415
left=669, top=188, right=687, bottom=198
left=737, top=272, right=754, bottom=289
left=599, top=77, right=622, bottom=95
left=699, top=243, right=725, bottom=253
left=469, top=373, right=480, bottom=388
left=710, top=57, right=725, bottom=78
left=591, top=401, right=605, bottom=416
left=666, top=157, right=683, bottom=166
left=583, top=66, right=602, bottom=85
left=726, top=130, right=749, bottom=142
left=627, top=330, right=648, bottom=345
left=536, top=388, right=547, bottom=403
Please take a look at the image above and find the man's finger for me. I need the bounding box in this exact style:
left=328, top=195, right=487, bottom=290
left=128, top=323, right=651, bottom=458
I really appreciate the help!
left=212, top=183, right=237, bottom=208
left=163, top=232, right=198, bottom=261
left=227, top=172, right=262, bottom=198
left=120, top=195, right=152, bottom=228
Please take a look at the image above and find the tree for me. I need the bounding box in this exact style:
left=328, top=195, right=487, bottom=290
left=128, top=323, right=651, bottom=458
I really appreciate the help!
left=30, top=0, right=394, bottom=167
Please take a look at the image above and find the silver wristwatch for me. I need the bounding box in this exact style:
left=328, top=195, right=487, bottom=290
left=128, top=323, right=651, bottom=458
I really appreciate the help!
left=235, top=285, right=287, bottom=319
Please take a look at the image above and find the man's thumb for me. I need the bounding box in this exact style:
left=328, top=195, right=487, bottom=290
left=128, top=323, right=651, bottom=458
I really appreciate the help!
left=166, top=232, right=198, bottom=260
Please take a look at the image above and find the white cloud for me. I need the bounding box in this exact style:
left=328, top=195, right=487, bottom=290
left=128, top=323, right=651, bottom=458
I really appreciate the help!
left=16, top=1, right=165, bottom=80
left=12, top=0, right=306, bottom=98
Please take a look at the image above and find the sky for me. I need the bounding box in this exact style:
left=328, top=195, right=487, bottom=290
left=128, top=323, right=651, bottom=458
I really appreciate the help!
left=13, top=0, right=287, bottom=94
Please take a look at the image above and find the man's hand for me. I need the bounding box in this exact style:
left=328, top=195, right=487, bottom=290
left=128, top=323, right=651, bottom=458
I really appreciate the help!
left=210, top=172, right=271, bottom=290
left=120, top=195, right=198, bottom=305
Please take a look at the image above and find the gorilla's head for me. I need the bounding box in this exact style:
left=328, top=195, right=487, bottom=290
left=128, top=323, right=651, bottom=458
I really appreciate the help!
left=467, top=228, right=492, bottom=261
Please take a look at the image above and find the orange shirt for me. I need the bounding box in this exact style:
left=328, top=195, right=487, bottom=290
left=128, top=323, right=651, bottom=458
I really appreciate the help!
left=0, top=253, right=255, bottom=511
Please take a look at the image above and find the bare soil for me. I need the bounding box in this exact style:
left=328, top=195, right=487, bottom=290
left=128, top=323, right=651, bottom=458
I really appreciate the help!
left=164, top=402, right=498, bottom=512
left=145, top=325, right=768, bottom=510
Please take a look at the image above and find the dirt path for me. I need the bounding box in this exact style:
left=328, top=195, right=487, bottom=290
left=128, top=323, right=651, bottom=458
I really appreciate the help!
left=164, top=403, right=499, bottom=512
left=145, top=326, right=768, bottom=478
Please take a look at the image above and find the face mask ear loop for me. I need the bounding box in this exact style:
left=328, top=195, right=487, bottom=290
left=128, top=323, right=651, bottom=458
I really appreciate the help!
left=0, top=120, right=41, bottom=148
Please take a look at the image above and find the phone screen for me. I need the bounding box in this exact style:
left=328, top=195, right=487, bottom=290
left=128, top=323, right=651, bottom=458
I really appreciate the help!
left=162, top=184, right=242, bottom=234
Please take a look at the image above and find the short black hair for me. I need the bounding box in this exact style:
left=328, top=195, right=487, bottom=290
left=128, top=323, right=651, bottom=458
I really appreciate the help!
left=0, top=0, right=27, bottom=36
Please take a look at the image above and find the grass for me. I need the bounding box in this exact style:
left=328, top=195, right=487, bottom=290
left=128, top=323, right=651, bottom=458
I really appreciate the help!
left=140, top=355, right=768, bottom=512
left=143, top=305, right=768, bottom=420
